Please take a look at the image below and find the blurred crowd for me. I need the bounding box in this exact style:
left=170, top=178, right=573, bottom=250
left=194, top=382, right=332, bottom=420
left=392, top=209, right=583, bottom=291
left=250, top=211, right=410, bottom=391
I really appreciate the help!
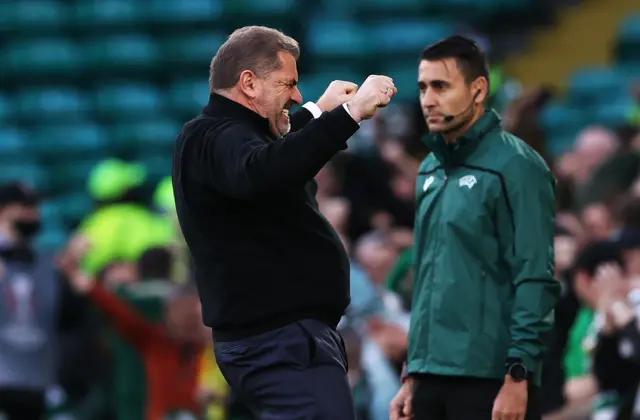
left=0, top=73, right=640, bottom=420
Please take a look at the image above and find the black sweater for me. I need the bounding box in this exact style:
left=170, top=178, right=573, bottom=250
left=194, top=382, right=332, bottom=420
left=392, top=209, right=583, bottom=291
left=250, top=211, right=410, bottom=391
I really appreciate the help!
left=172, top=94, right=360, bottom=341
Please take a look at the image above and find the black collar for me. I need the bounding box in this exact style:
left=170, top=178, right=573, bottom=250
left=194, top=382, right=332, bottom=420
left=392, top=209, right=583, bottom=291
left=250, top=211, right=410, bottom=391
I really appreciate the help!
left=203, top=93, right=272, bottom=135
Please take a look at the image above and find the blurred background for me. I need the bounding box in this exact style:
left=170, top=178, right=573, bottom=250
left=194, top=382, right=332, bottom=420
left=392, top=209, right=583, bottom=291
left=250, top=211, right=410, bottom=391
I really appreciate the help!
left=0, top=0, right=639, bottom=419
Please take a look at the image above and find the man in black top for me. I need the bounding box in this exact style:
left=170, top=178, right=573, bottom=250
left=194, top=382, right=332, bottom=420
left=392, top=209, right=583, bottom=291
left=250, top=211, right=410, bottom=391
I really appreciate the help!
left=172, top=25, right=397, bottom=419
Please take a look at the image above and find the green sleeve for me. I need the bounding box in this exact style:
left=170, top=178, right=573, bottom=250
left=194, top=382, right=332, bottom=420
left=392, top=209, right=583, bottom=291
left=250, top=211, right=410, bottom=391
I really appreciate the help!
left=496, top=157, right=561, bottom=374
left=385, top=248, right=413, bottom=293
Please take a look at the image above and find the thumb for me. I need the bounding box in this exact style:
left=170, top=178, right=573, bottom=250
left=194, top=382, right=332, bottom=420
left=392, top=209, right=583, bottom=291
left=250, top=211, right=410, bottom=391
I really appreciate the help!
left=343, top=82, right=358, bottom=94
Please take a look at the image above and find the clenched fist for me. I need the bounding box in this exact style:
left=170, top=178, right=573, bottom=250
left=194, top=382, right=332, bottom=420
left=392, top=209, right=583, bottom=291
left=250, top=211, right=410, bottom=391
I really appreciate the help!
left=346, top=75, right=397, bottom=122
left=316, top=80, right=359, bottom=112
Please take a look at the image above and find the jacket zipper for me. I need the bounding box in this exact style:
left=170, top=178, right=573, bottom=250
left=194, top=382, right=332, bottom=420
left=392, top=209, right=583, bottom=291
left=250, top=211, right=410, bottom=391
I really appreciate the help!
left=424, top=172, right=448, bottom=358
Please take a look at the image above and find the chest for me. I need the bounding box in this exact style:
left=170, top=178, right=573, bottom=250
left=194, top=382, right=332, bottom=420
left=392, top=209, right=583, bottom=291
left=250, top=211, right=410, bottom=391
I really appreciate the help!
left=416, top=165, right=503, bottom=236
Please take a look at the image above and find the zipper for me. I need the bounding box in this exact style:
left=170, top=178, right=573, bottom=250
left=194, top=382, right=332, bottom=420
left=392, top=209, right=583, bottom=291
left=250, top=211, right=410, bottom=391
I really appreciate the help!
left=480, top=269, right=487, bottom=332
left=423, top=172, right=448, bottom=358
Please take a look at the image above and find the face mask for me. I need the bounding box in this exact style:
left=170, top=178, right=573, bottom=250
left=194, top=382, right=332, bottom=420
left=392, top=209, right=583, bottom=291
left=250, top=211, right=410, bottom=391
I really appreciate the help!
left=14, top=220, right=42, bottom=240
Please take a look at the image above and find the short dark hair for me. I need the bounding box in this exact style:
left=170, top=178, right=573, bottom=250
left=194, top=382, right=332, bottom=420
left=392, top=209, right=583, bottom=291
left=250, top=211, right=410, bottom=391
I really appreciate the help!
left=210, top=26, right=300, bottom=91
left=138, top=247, right=173, bottom=280
left=571, top=240, right=624, bottom=278
left=421, top=35, right=490, bottom=89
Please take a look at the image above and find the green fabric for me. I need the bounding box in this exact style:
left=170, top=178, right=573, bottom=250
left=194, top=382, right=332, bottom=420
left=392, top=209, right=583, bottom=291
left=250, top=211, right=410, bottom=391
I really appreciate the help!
left=79, top=203, right=174, bottom=275
left=88, top=158, right=146, bottom=201
left=107, top=282, right=170, bottom=420
left=408, top=109, right=560, bottom=386
left=563, top=307, right=594, bottom=379
left=385, top=247, right=414, bottom=308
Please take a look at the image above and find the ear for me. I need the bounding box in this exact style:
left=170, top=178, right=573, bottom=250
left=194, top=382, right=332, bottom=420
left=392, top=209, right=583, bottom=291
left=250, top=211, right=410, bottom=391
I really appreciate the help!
left=238, top=70, right=260, bottom=99
left=472, top=76, right=489, bottom=104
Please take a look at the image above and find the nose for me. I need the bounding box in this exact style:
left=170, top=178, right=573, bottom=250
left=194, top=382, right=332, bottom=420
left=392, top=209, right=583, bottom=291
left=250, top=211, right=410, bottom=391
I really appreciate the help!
left=421, top=88, right=437, bottom=110
left=291, top=87, right=303, bottom=105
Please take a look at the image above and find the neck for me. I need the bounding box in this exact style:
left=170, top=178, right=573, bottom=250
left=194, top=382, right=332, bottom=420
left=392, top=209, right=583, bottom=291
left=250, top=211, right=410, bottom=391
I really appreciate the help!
left=443, top=106, right=486, bottom=143
left=213, top=88, right=263, bottom=117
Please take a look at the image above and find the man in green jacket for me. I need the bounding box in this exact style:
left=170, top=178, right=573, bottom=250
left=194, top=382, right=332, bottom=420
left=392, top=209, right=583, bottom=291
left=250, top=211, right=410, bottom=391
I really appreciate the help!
left=390, top=36, right=560, bottom=420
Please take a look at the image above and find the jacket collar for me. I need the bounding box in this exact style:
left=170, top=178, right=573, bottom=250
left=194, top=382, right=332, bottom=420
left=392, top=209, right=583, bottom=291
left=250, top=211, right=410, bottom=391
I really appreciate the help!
left=203, top=93, right=272, bottom=135
left=424, top=108, right=502, bottom=166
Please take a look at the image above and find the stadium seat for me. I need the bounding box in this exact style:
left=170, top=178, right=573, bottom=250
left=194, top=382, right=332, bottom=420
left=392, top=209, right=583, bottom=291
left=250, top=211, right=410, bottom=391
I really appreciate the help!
left=14, top=87, right=88, bottom=121
left=3, top=38, right=82, bottom=77
left=593, top=98, right=637, bottom=128
left=0, top=95, right=11, bottom=122
left=567, top=67, right=630, bottom=104
left=167, top=79, right=211, bottom=115
left=110, top=118, right=182, bottom=154
left=618, top=14, right=640, bottom=62
left=538, top=102, right=586, bottom=137
left=55, top=192, right=95, bottom=226
left=36, top=227, right=69, bottom=252
left=0, top=127, right=27, bottom=161
left=48, top=160, right=104, bottom=195
left=29, top=123, right=109, bottom=159
left=161, top=33, right=227, bottom=67
left=223, top=0, right=295, bottom=16
left=0, top=0, right=67, bottom=32
left=93, top=84, right=164, bottom=119
left=149, top=0, right=223, bottom=22
left=306, top=19, right=370, bottom=59
left=139, top=156, right=173, bottom=185
left=73, top=0, right=141, bottom=27
left=0, top=163, right=48, bottom=192
left=82, top=34, right=160, bottom=72
left=366, top=20, right=456, bottom=54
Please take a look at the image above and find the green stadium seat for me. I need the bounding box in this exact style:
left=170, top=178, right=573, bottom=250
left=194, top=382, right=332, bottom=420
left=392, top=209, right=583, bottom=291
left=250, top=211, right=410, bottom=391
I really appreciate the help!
left=162, top=33, right=227, bottom=67
left=0, top=163, right=48, bottom=192
left=29, top=123, right=109, bottom=159
left=367, top=20, right=455, bottom=54
left=223, top=0, right=295, bottom=16
left=73, top=0, right=141, bottom=27
left=0, top=0, right=67, bottom=32
left=168, top=79, right=210, bottom=114
left=618, top=14, right=640, bottom=62
left=110, top=118, right=182, bottom=154
left=14, top=88, right=88, bottom=121
left=538, top=102, right=586, bottom=137
left=55, top=192, right=95, bottom=225
left=36, top=226, right=69, bottom=252
left=306, top=19, right=371, bottom=59
left=0, top=95, right=11, bottom=122
left=93, top=84, right=164, bottom=119
left=3, top=39, right=82, bottom=77
left=48, top=160, right=103, bottom=194
left=352, top=0, right=425, bottom=12
left=82, top=35, right=160, bottom=71
left=149, top=0, right=222, bottom=22
left=594, top=98, right=636, bottom=128
left=139, top=156, right=173, bottom=185
left=0, top=127, right=27, bottom=160
left=568, top=67, right=630, bottom=104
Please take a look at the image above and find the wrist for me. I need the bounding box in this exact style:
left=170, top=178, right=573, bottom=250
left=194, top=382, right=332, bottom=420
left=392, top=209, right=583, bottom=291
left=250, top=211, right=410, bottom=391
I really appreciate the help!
left=345, top=101, right=362, bottom=123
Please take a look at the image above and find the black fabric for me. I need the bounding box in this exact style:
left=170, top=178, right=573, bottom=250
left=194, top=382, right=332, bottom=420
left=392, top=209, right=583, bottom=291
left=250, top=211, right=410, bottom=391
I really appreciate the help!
left=173, top=94, right=360, bottom=340
left=412, top=374, right=542, bottom=420
left=0, top=388, right=45, bottom=420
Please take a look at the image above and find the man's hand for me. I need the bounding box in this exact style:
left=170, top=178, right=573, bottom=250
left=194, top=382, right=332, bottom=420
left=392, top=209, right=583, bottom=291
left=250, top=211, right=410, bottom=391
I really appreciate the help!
left=346, top=75, right=397, bottom=122
left=390, top=377, right=414, bottom=420
left=316, top=80, right=359, bottom=112
left=492, top=377, right=528, bottom=420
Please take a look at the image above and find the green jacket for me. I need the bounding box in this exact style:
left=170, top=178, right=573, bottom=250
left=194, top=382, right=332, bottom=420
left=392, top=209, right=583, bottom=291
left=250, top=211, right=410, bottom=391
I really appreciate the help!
left=408, top=109, right=560, bottom=386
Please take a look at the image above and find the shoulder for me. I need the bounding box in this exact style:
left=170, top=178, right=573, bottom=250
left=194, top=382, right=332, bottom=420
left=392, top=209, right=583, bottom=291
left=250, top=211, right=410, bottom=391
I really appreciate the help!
left=177, top=115, right=257, bottom=156
left=490, top=131, right=553, bottom=181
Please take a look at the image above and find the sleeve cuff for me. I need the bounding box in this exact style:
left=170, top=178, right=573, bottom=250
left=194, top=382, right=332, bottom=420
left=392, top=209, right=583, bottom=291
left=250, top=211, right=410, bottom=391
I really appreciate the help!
left=302, top=102, right=322, bottom=119
left=507, top=349, right=537, bottom=374
left=342, top=103, right=360, bottom=125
